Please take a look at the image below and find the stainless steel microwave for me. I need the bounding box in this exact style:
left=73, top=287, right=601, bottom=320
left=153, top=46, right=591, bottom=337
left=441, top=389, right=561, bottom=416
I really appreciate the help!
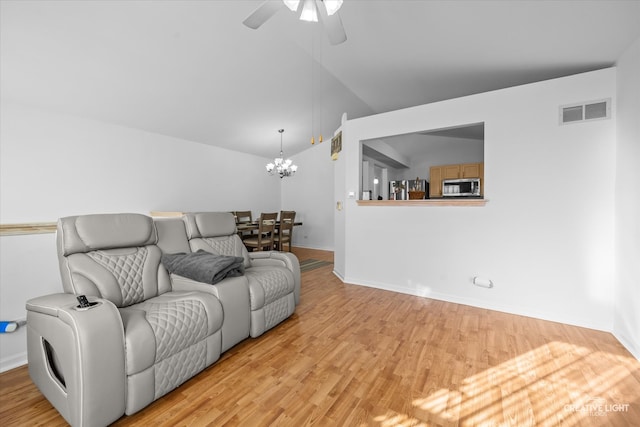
left=442, top=178, right=481, bottom=197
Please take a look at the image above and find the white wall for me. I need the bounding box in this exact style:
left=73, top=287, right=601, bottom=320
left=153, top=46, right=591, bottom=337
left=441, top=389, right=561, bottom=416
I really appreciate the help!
left=335, top=68, right=617, bottom=332
left=0, top=233, right=59, bottom=371
left=0, top=102, right=281, bottom=371
left=0, top=102, right=281, bottom=221
left=280, top=138, right=335, bottom=251
left=614, top=37, right=640, bottom=359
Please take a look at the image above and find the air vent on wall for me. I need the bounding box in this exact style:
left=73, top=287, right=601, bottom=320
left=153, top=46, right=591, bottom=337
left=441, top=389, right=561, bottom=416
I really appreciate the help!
left=560, top=98, right=611, bottom=125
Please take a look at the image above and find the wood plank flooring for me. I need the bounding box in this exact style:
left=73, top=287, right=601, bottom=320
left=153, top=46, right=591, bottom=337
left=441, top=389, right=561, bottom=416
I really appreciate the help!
left=1, top=247, right=639, bottom=426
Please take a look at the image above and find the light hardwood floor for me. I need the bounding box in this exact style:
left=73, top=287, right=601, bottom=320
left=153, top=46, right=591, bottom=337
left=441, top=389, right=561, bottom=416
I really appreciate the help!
left=1, top=247, right=639, bottom=426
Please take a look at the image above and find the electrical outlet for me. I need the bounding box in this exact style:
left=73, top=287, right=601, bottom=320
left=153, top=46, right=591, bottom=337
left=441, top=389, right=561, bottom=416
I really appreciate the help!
left=473, top=277, right=493, bottom=288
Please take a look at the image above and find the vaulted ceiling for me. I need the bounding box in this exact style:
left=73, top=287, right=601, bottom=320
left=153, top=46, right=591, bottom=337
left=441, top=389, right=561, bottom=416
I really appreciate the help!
left=2, top=0, right=639, bottom=158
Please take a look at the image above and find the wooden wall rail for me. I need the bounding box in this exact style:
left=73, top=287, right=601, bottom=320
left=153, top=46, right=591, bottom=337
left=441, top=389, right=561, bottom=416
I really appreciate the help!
left=1, top=202, right=485, bottom=235
left=0, top=222, right=57, bottom=236
left=0, top=212, right=181, bottom=235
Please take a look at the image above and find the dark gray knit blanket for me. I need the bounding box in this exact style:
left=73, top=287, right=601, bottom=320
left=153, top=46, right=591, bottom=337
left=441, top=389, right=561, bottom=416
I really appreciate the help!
left=161, top=250, right=245, bottom=285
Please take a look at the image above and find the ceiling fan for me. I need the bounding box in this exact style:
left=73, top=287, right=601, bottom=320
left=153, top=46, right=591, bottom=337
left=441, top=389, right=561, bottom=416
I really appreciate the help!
left=243, top=0, right=347, bottom=45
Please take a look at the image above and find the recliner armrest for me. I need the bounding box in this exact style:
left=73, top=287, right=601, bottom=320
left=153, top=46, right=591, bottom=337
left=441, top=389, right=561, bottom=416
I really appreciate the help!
left=248, top=251, right=301, bottom=305
left=26, top=293, right=126, bottom=427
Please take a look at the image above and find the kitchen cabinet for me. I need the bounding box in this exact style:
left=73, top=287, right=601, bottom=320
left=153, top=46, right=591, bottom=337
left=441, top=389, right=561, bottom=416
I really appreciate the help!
left=429, top=166, right=443, bottom=198
left=442, top=165, right=462, bottom=180
left=461, top=163, right=482, bottom=178
left=429, top=162, right=484, bottom=198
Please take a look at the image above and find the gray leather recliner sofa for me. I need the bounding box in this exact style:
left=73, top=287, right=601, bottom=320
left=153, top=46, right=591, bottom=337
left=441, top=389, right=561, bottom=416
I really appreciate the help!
left=155, top=212, right=300, bottom=349
left=182, top=212, right=299, bottom=338
left=26, top=212, right=300, bottom=427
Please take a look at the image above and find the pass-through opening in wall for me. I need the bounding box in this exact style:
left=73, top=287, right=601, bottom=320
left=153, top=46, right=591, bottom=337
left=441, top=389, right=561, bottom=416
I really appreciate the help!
left=360, top=122, right=485, bottom=201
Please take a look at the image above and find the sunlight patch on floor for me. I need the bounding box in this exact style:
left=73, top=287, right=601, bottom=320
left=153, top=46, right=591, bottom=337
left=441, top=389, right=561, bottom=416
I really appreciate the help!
left=374, top=341, right=638, bottom=426
left=373, top=411, right=429, bottom=427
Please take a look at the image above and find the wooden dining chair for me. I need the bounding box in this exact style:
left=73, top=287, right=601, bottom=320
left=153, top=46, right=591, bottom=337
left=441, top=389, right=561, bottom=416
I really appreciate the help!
left=274, top=210, right=296, bottom=252
left=243, top=212, right=277, bottom=251
left=234, top=210, right=255, bottom=240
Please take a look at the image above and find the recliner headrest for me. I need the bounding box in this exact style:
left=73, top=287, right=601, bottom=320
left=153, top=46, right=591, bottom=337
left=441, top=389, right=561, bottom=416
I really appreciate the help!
left=183, top=212, right=236, bottom=239
left=58, top=213, right=157, bottom=256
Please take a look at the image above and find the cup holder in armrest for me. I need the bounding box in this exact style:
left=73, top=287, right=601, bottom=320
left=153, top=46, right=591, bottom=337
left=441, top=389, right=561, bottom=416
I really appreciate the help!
left=74, top=301, right=101, bottom=311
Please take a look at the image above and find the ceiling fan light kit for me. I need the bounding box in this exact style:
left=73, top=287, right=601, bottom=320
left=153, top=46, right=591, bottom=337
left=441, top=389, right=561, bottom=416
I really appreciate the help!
left=323, top=0, right=343, bottom=16
left=300, top=0, right=319, bottom=22
left=283, top=0, right=300, bottom=12
left=283, top=0, right=343, bottom=20
left=243, top=0, right=347, bottom=45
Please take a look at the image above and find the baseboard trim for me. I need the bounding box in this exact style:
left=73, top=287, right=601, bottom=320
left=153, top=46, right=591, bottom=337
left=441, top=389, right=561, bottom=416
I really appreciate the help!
left=332, top=269, right=345, bottom=281
left=291, top=244, right=335, bottom=252
left=341, top=275, right=612, bottom=333
left=0, top=351, right=27, bottom=373
left=613, top=332, right=640, bottom=361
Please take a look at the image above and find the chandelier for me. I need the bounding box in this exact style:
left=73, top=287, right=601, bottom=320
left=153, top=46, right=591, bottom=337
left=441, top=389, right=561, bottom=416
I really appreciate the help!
left=283, top=0, right=343, bottom=22
left=266, top=129, right=298, bottom=178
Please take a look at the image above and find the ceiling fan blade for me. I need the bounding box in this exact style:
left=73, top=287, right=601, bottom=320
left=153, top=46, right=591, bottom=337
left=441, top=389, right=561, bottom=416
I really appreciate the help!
left=243, top=1, right=285, bottom=29
left=315, top=0, right=347, bottom=45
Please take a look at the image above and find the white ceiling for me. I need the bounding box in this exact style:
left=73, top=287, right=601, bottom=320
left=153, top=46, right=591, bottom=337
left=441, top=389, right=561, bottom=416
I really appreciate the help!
left=2, top=0, right=639, bottom=158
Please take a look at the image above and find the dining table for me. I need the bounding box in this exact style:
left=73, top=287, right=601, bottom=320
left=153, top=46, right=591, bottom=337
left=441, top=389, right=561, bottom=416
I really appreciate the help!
left=235, top=220, right=302, bottom=232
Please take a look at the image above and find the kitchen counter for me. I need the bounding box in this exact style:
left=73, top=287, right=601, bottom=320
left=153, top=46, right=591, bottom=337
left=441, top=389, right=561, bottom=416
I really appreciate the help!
left=357, top=199, right=487, bottom=207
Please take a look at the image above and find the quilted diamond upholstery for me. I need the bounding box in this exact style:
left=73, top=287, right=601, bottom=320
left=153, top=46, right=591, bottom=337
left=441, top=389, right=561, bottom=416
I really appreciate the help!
left=246, top=268, right=292, bottom=309
left=264, top=296, right=294, bottom=330
left=203, top=236, right=238, bottom=256
left=139, top=299, right=208, bottom=361
left=88, top=248, right=148, bottom=306
left=246, top=266, right=295, bottom=337
left=198, top=235, right=251, bottom=268
left=154, top=341, right=207, bottom=399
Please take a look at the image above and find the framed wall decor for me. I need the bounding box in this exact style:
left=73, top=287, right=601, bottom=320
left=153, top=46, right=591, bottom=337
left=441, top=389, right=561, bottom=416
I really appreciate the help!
left=331, top=131, right=342, bottom=160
